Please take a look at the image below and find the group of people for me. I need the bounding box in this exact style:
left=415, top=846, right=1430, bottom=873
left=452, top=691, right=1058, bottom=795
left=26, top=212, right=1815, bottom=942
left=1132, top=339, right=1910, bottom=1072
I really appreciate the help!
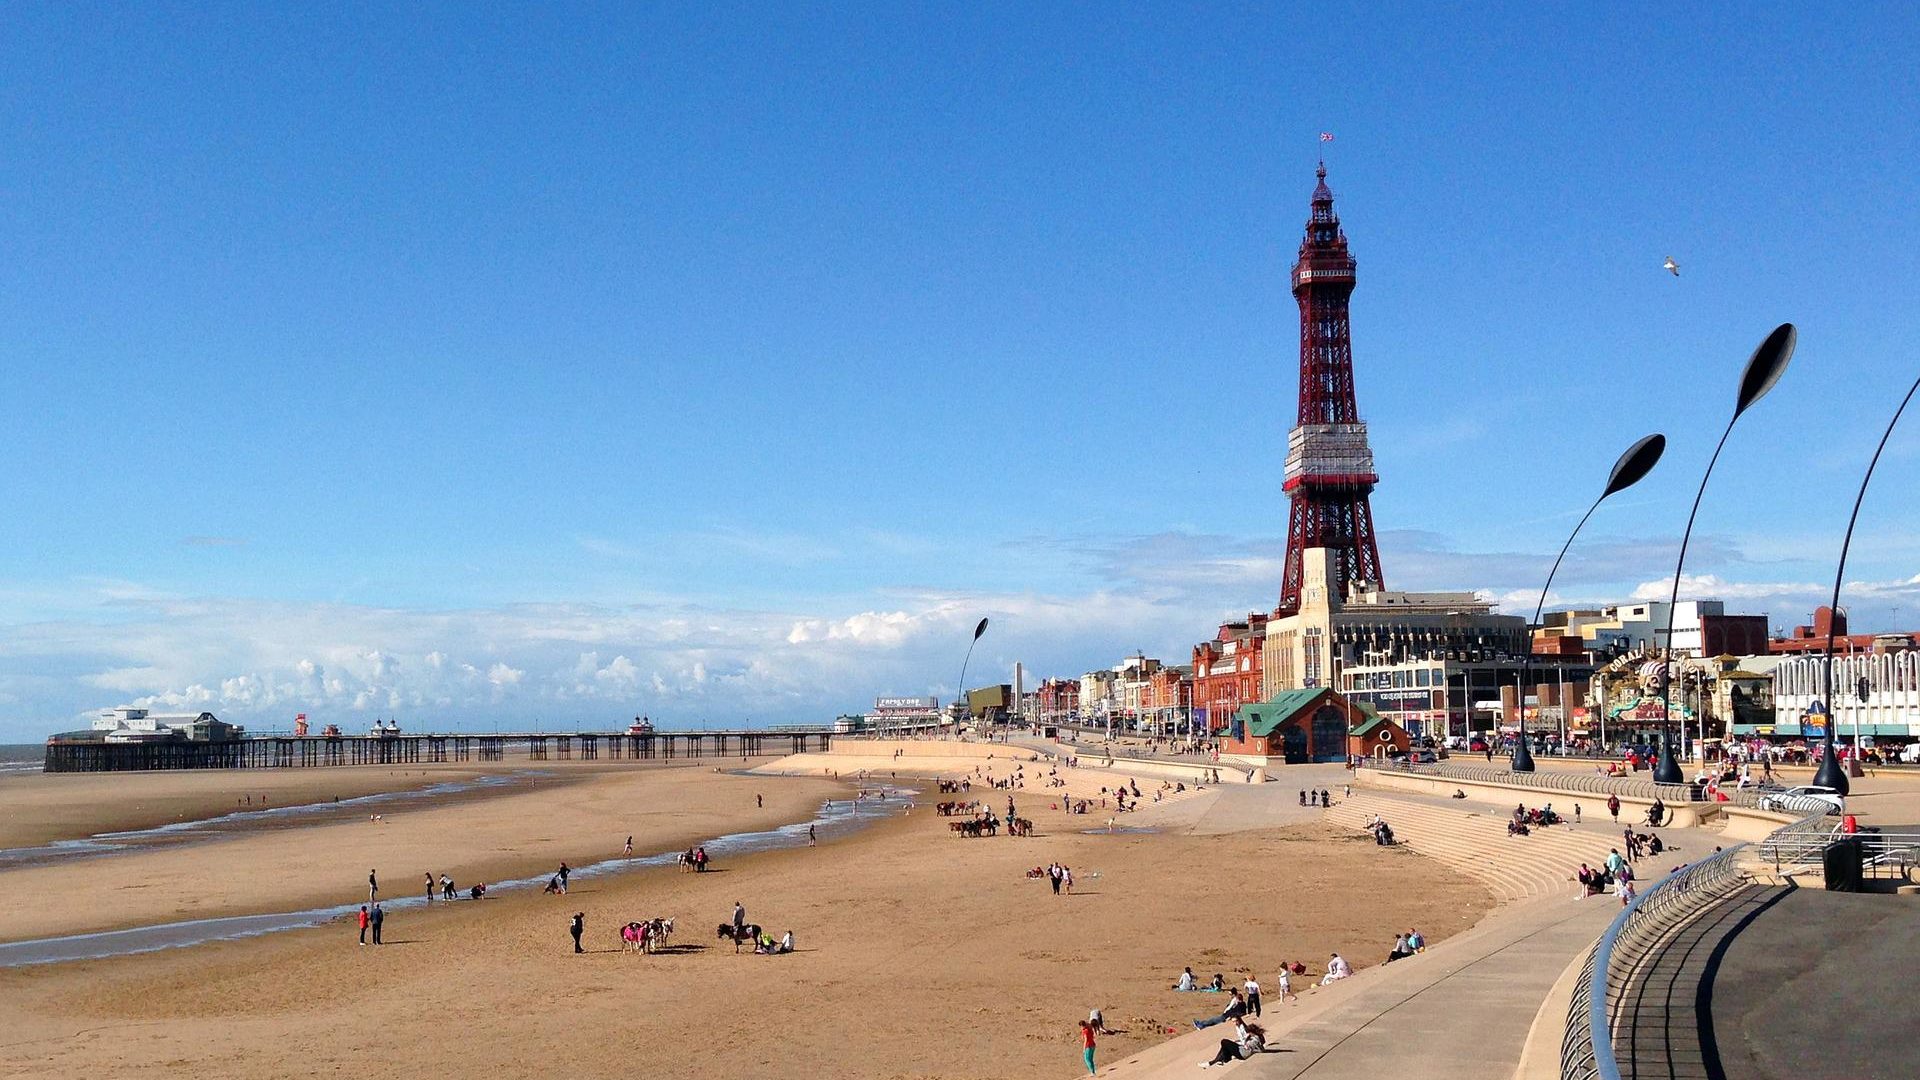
left=728, top=900, right=795, bottom=955
left=1173, top=968, right=1300, bottom=1010
left=1508, top=802, right=1567, bottom=835
left=1042, top=861, right=1076, bottom=895
left=1574, top=848, right=1639, bottom=904
left=1383, top=929, right=1424, bottom=962
left=1299, top=788, right=1331, bottom=808
left=1365, top=814, right=1396, bottom=846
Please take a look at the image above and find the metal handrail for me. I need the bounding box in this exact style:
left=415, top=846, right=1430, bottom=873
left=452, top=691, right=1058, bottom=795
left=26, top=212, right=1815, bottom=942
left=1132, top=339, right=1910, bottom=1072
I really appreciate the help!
left=1563, top=803, right=1851, bottom=1078
left=1560, top=843, right=1752, bottom=1080
left=1754, top=808, right=1844, bottom=868
left=1357, top=757, right=1701, bottom=804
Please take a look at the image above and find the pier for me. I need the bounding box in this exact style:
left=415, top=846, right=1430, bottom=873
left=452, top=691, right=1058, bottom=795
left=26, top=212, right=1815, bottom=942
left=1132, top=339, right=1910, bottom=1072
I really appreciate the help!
left=42, top=729, right=833, bottom=773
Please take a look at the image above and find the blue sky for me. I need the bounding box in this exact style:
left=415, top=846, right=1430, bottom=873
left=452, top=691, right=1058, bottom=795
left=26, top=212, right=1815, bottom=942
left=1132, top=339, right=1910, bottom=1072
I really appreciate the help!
left=3, top=4, right=1918, bottom=738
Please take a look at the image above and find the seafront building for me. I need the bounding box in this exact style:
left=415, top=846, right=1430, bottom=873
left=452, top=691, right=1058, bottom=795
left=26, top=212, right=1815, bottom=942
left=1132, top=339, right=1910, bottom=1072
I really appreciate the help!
left=89, top=707, right=240, bottom=743
left=1768, top=651, right=1920, bottom=741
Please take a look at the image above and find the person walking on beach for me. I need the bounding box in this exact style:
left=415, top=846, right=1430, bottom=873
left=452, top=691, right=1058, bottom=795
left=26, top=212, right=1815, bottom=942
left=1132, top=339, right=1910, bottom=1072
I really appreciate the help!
left=1078, top=1019, right=1097, bottom=1075
left=357, top=904, right=370, bottom=945
left=425, top=872, right=436, bottom=903
left=1244, top=974, right=1262, bottom=1017
left=808, top=823, right=816, bottom=846
left=368, top=869, right=378, bottom=902
left=369, top=902, right=384, bottom=945
left=756, top=793, right=763, bottom=809
left=557, top=862, right=570, bottom=894
left=569, top=912, right=585, bottom=954
left=732, top=901, right=746, bottom=937
left=1275, top=966, right=1297, bottom=1003
left=624, top=836, right=633, bottom=857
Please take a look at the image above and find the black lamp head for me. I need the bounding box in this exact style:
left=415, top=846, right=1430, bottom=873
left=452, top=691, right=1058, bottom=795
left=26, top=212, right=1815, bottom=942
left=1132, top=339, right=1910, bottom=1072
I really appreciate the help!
left=1734, top=323, right=1796, bottom=419
left=973, top=617, right=989, bottom=641
left=1602, top=433, right=1666, bottom=498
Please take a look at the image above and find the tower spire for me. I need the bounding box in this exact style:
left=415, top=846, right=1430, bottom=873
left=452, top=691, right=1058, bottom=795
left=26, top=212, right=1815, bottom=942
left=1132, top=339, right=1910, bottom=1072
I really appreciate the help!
left=1277, top=164, right=1384, bottom=614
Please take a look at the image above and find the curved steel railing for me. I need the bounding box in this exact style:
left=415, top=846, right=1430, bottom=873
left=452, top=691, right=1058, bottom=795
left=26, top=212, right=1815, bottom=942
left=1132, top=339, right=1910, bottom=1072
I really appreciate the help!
left=1560, top=804, right=1841, bottom=1079
left=1753, top=806, right=1846, bottom=867
left=1559, top=844, right=1752, bottom=1080
left=1357, top=757, right=1701, bottom=803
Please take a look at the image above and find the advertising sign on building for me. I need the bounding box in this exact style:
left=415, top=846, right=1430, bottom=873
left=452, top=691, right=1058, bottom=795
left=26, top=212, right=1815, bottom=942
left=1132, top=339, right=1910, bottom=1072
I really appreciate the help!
left=1607, top=697, right=1694, bottom=724
left=875, top=696, right=939, bottom=711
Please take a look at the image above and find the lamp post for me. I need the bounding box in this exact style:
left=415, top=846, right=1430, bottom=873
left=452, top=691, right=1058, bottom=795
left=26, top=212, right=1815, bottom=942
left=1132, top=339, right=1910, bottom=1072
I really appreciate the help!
left=1811, top=367, right=1920, bottom=794
left=1511, top=433, right=1667, bottom=772
left=1654, top=324, right=1796, bottom=784
left=955, top=616, right=989, bottom=737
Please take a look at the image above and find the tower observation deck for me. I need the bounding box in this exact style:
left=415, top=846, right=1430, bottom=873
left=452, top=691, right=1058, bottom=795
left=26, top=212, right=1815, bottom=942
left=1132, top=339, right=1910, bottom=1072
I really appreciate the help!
left=1277, top=164, right=1384, bottom=615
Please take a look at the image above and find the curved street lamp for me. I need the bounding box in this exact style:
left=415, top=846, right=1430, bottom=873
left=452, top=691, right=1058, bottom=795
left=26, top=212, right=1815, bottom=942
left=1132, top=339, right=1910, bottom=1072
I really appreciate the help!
left=955, top=616, right=990, bottom=730
left=1654, top=324, right=1795, bottom=784
left=1512, top=433, right=1666, bottom=772
left=1810, top=371, right=1920, bottom=794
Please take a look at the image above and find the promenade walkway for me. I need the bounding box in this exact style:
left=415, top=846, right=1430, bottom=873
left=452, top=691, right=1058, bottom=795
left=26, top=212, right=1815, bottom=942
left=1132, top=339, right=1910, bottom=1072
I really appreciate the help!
left=1098, top=788, right=1652, bottom=1080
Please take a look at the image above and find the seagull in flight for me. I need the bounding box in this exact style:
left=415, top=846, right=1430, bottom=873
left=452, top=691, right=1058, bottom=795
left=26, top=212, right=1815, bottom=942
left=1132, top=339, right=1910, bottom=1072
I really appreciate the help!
left=1662, top=256, right=1680, bottom=276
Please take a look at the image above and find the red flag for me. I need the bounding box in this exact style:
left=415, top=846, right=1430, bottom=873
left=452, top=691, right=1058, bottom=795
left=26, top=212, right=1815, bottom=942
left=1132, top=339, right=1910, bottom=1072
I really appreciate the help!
left=1319, top=132, right=1335, bottom=142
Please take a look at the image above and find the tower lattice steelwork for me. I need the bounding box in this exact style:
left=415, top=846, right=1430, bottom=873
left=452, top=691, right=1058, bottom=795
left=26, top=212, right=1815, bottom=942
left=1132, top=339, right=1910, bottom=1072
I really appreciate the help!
left=1277, top=164, right=1384, bottom=615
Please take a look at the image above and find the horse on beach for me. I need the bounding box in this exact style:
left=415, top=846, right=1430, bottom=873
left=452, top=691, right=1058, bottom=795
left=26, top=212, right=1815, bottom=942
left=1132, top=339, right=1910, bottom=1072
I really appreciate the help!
left=717, top=922, right=763, bottom=953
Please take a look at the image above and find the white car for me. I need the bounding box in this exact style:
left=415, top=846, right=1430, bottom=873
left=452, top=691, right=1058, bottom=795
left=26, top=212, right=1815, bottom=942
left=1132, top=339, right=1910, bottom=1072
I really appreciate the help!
left=1758, top=784, right=1845, bottom=813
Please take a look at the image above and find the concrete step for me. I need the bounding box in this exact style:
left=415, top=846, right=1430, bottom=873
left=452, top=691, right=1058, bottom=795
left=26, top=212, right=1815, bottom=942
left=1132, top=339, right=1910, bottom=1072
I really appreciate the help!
left=1323, top=793, right=1619, bottom=903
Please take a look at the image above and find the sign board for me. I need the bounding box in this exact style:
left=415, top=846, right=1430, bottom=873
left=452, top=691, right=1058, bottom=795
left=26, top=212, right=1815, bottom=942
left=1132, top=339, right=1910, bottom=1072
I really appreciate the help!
left=1608, top=697, right=1695, bottom=723
left=875, top=696, right=938, bottom=710
left=1803, top=712, right=1829, bottom=739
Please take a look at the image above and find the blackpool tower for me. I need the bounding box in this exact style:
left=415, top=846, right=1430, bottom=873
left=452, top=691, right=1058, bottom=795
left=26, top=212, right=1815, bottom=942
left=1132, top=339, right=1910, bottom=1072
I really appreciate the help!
left=1276, top=164, right=1384, bottom=615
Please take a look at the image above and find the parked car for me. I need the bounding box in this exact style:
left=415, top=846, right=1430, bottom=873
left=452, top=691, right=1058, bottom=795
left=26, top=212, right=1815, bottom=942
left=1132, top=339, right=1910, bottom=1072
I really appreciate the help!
left=1758, top=784, right=1845, bottom=813
left=1468, top=737, right=1490, bottom=753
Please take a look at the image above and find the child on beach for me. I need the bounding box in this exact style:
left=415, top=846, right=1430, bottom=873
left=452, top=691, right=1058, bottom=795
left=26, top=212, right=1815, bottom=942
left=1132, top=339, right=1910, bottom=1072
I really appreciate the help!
left=1078, top=1019, right=1096, bottom=1075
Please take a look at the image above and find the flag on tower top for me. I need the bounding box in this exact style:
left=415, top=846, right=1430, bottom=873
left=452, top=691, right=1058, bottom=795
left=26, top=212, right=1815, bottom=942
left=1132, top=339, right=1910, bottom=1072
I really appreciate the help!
left=1319, top=132, right=1335, bottom=142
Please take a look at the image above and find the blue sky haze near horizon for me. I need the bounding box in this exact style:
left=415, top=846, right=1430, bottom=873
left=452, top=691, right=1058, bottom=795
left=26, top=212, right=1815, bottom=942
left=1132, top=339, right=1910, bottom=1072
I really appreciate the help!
left=2, top=4, right=1919, bottom=738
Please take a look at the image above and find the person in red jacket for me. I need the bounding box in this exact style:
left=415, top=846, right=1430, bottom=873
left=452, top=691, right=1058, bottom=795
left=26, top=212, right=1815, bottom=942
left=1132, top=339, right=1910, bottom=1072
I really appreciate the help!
left=1078, top=1019, right=1096, bottom=1075
left=357, top=904, right=370, bottom=945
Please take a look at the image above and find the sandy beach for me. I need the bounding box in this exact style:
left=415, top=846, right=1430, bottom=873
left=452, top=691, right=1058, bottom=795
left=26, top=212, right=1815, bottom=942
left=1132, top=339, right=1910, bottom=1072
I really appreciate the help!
left=0, top=744, right=1490, bottom=1079
left=0, top=762, right=512, bottom=848
left=0, top=761, right=833, bottom=942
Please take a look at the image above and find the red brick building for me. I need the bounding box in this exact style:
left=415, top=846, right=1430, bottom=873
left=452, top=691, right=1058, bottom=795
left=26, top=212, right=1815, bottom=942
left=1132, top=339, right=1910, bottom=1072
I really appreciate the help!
left=1770, top=606, right=1920, bottom=655
left=1224, top=687, right=1356, bottom=762
left=1192, top=613, right=1268, bottom=733
left=1145, top=667, right=1193, bottom=713
left=1035, top=678, right=1080, bottom=721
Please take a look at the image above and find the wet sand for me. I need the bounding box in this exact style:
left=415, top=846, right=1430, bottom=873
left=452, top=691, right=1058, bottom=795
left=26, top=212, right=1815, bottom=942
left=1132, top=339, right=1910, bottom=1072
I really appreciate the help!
left=0, top=764, right=835, bottom=942
left=0, top=762, right=512, bottom=848
left=0, top=752, right=1491, bottom=1080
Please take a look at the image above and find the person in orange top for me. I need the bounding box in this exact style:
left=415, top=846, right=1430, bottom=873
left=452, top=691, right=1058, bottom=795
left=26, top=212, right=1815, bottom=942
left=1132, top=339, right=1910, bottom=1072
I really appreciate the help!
left=356, top=904, right=370, bottom=945
left=1079, top=1018, right=1096, bottom=1074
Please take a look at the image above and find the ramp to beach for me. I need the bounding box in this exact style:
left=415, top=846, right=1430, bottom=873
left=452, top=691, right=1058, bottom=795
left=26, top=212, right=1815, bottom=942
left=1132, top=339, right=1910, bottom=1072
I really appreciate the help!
left=1097, top=789, right=1629, bottom=1079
